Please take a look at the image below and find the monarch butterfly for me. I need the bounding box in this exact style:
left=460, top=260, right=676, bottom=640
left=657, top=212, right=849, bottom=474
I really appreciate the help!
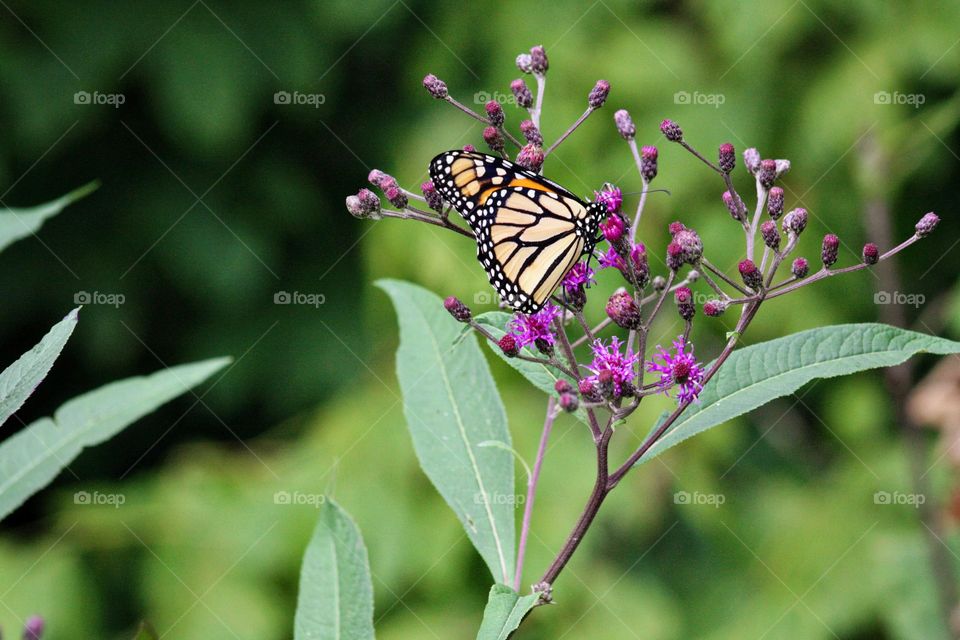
left=429, top=150, right=606, bottom=314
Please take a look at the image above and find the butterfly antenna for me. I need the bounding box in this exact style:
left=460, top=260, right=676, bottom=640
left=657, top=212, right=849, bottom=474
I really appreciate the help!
left=620, top=188, right=672, bottom=197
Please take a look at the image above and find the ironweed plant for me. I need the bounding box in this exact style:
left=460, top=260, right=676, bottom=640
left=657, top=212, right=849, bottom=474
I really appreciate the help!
left=318, top=44, right=958, bottom=638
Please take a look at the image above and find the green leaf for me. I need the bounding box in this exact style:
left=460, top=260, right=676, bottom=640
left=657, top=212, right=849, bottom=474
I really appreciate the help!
left=0, top=182, right=99, bottom=254
left=474, top=311, right=587, bottom=425
left=0, top=357, right=229, bottom=521
left=294, top=498, right=375, bottom=640
left=378, top=280, right=515, bottom=584
left=476, top=584, right=539, bottom=640
left=0, top=308, right=78, bottom=429
left=639, top=323, right=960, bottom=464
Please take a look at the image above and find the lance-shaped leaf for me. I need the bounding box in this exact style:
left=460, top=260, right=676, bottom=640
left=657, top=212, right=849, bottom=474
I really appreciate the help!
left=294, top=499, right=375, bottom=640
left=638, top=323, right=960, bottom=464
left=0, top=182, right=98, bottom=254
left=378, top=280, right=515, bottom=584
left=0, top=357, right=229, bottom=520
left=476, top=584, right=539, bottom=640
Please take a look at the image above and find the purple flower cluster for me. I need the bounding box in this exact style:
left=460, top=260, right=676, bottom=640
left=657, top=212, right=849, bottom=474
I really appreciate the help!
left=562, top=262, right=595, bottom=295
left=508, top=303, right=561, bottom=349
left=585, top=336, right=639, bottom=398
left=647, top=337, right=704, bottom=404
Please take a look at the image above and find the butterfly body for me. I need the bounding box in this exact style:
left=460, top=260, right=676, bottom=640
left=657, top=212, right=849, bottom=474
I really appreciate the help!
left=429, top=150, right=605, bottom=313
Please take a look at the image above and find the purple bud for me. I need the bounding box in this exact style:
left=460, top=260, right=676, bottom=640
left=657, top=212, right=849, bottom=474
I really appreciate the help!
left=23, top=616, right=44, bottom=640
left=462, top=144, right=476, bottom=153
left=758, top=159, right=777, bottom=189
left=722, top=190, right=745, bottom=221
left=674, top=286, right=695, bottom=321
left=510, top=79, right=533, bottom=108
left=498, top=334, right=519, bottom=357
left=862, top=242, right=879, bottom=265
left=606, top=290, right=642, bottom=330
left=559, top=393, right=579, bottom=412
left=483, top=126, right=505, bottom=153
left=614, top=109, right=636, bottom=140
left=760, top=220, right=780, bottom=250
left=578, top=378, right=600, bottom=402
left=520, top=120, right=543, bottom=146
left=628, top=244, right=649, bottom=287
left=516, top=53, right=533, bottom=74
left=535, top=336, right=554, bottom=357
left=667, top=241, right=684, bottom=271
left=791, top=257, right=809, bottom=278
left=485, top=101, right=504, bottom=127
left=821, top=234, right=840, bottom=267
left=529, top=45, right=549, bottom=74
left=601, top=214, right=625, bottom=243
left=384, top=185, right=407, bottom=209
left=783, top=208, right=808, bottom=235
left=652, top=275, right=667, bottom=291
left=674, top=228, right=703, bottom=263
left=703, top=299, right=727, bottom=317
left=421, top=181, right=443, bottom=212
left=743, top=147, right=761, bottom=174
left=739, top=259, right=762, bottom=290
left=443, top=296, right=472, bottom=322
left=668, top=221, right=685, bottom=236
left=554, top=379, right=573, bottom=394
left=775, top=159, right=791, bottom=178
left=368, top=169, right=396, bottom=190
left=516, top=144, right=544, bottom=172
left=660, top=119, right=683, bottom=142
left=422, top=74, right=448, bottom=99
left=588, top=80, right=610, bottom=108
left=915, top=212, right=939, bottom=237
left=719, top=142, right=736, bottom=173
left=767, top=187, right=784, bottom=219
left=346, top=188, right=382, bottom=219
left=640, top=146, right=658, bottom=182
left=597, top=369, right=615, bottom=399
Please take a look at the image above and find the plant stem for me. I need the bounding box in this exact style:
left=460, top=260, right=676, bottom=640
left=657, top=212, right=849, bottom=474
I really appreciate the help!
left=545, top=107, right=594, bottom=157
left=515, top=397, right=556, bottom=590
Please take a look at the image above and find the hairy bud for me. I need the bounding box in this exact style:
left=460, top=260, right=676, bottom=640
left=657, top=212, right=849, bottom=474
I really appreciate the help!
left=821, top=234, right=840, bottom=267
left=641, top=146, right=658, bottom=182
left=614, top=109, right=636, bottom=140
left=606, top=290, right=642, bottom=330
left=739, top=259, right=762, bottom=290
left=443, top=296, right=471, bottom=322
left=510, top=78, right=533, bottom=108
left=660, top=119, right=683, bottom=142
left=588, top=80, right=610, bottom=108
left=862, top=242, right=879, bottom=265
left=718, top=142, right=736, bottom=173
left=422, top=74, right=448, bottom=99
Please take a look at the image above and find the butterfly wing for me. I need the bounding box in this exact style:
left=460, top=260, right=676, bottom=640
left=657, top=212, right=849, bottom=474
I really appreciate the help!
left=429, top=150, right=600, bottom=313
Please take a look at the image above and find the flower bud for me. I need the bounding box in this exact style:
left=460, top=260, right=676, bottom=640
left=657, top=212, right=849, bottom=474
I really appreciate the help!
left=510, top=79, right=533, bottom=108
left=674, top=286, right=695, bottom=321
left=483, top=126, right=505, bottom=153
left=421, top=181, right=444, bottom=212
left=606, top=291, right=642, bottom=330
left=760, top=220, right=780, bottom=250
left=719, top=142, right=736, bottom=173
left=422, top=74, right=448, bottom=99
left=462, top=144, right=476, bottom=152
left=384, top=185, right=407, bottom=209
left=24, top=615, right=45, bottom=640
left=601, top=214, right=625, bottom=242
left=346, top=188, right=382, bottom=219
left=775, top=159, right=791, bottom=178
left=535, top=337, right=553, bottom=356
left=738, top=259, right=762, bottom=290
left=554, top=379, right=573, bottom=394
left=758, top=159, right=777, bottom=189
left=791, top=257, right=809, bottom=278
left=530, top=45, right=549, bottom=74
left=703, top=299, right=727, bottom=317
left=641, top=145, right=658, bottom=182
left=368, top=169, right=397, bottom=190
left=660, top=119, right=682, bottom=142
left=668, top=221, right=685, bottom=236
left=588, top=80, right=610, bottom=108
left=516, top=53, right=533, bottom=74
left=687, top=269, right=700, bottom=283
left=578, top=378, right=600, bottom=402
left=565, top=284, right=586, bottom=311
left=783, top=208, right=808, bottom=235
left=862, top=242, right=879, bottom=265
left=597, top=369, right=615, bottom=399
left=485, top=101, right=504, bottom=127
left=443, top=296, right=471, bottom=322
left=674, top=228, right=703, bottom=263
left=722, top=190, right=745, bottom=221
left=743, top=147, right=761, bottom=174
left=516, top=144, right=544, bottom=172
left=915, top=212, right=939, bottom=237
left=520, top=120, right=543, bottom=146
left=767, top=186, right=784, bottom=219
left=559, top=393, right=579, bottom=412
left=628, top=244, right=649, bottom=287
left=666, top=241, right=684, bottom=271
left=498, top=334, right=519, bottom=357
left=614, top=109, right=636, bottom=140
left=652, top=275, right=667, bottom=291
left=821, top=234, right=839, bottom=267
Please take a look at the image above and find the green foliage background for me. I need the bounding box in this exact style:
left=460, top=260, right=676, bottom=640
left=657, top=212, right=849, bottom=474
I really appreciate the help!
left=0, top=0, right=958, bottom=638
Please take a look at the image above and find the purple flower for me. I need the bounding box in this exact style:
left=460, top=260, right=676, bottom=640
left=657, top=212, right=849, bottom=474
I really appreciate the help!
left=598, top=245, right=623, bottom=270
left=647, top=336, right=704, bottom=404
left=585, top=336, right=639, bottom=398
left=562, top=262, right=595, bottom=294
left=594, top=186, right=622, bottom=213
left=508, top=303, right=561, bottom=349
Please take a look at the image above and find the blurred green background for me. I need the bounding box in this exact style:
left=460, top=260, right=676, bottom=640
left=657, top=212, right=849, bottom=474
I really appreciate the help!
left=1, top=0, right=959, bottom=638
